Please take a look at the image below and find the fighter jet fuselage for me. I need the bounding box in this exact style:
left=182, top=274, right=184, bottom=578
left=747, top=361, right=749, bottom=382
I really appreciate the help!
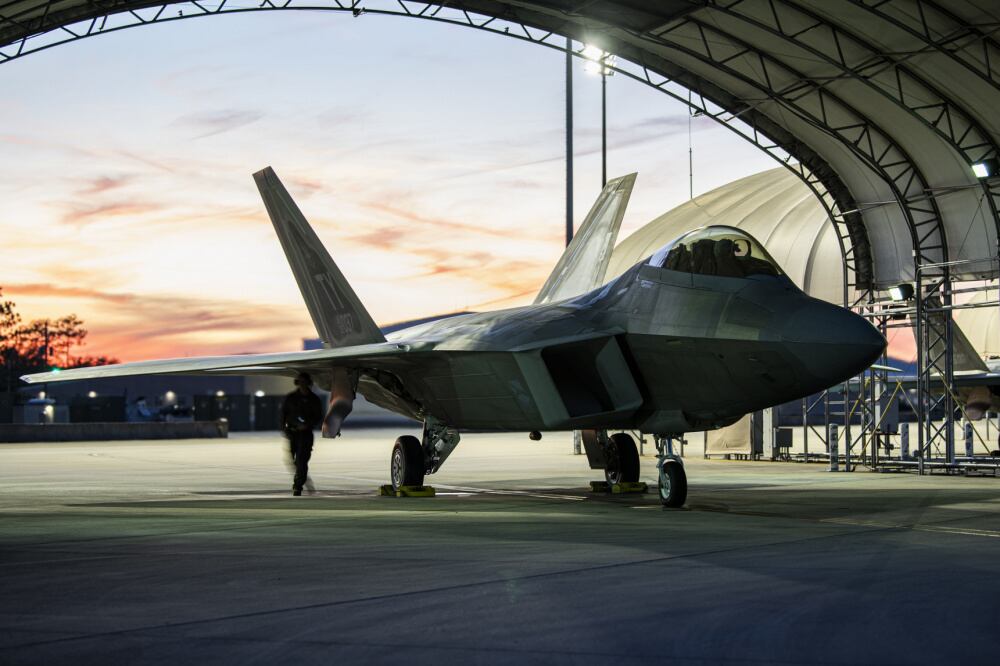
left=363, top=231, right=884, bottom=435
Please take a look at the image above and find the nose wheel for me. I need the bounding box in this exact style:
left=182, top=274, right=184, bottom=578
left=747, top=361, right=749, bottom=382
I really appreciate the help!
left=658, top=459, right=687, bottom=507
left=654, top=434, right=687, bottom=508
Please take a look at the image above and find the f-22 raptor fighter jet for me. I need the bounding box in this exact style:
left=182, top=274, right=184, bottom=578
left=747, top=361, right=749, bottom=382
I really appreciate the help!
left=24, top=168, right=885, bottom=506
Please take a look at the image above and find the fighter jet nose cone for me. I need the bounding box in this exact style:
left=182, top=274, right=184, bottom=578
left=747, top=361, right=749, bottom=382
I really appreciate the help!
left=782, top=299, right=886, bottom=384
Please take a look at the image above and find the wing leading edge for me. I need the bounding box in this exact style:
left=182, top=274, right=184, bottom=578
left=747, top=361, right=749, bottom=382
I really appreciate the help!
left=20, top=342, right=406, bottom=385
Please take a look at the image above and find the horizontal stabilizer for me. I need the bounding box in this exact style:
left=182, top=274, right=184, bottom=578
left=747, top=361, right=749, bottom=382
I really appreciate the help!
left=254, top=167, right=385, bottom=348
left=534, top=173, right=636, bottom=304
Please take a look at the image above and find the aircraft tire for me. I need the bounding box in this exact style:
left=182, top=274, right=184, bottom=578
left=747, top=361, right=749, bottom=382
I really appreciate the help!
left=605, top=432, right=640, bottom=484
left=391, top=435, right=425, bottom=490
left=658, top=460, right=687, bottom=508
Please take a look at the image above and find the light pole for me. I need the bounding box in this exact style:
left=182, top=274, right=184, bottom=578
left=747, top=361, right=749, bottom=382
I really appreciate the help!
left=601, top=70, right=607, bottom=186
left=565, top=36, right=573, bottom=247
left=583, top=45, right=616, bottom=187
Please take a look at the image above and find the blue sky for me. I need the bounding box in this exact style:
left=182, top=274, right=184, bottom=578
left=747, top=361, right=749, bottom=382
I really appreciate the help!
left=0, top=11, right=775, bottom=360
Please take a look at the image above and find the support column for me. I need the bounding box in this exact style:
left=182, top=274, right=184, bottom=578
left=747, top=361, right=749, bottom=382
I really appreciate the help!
left=601, top=70, right=607, bottom=187
left=829, top=424, right=839, bottom=471
left=762, top=407, right=774, bottom=460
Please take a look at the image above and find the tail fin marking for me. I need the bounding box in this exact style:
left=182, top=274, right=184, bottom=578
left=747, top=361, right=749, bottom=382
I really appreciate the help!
left=253, top=167, right=385, bottom=348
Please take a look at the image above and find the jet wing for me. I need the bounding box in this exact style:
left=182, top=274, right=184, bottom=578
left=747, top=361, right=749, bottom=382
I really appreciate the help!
left=20, top=342, right=409, bottom=385
left=896, top=371, right=1000, bottom=390
left=534, top=173, right=636, bottom=305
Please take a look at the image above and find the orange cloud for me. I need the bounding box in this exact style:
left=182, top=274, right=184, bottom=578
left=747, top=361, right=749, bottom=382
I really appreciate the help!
left=3, top=283, right=313, bottom=362
left=363, top=201, right=530, bottom=239
left=76, top=174, right=134, bottom=195
left=60, top=201, right=162, bottom=226
left=286, top=176, right=325, bottom=197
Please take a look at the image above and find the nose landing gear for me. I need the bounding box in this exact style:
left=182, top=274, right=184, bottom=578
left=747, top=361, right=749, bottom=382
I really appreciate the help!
left=655, top=435, right=687, bottom=508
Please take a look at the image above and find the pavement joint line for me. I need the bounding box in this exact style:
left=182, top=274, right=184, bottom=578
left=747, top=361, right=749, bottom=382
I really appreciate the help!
left=0, top=522, right=916, bottom=653
left=4, top=625, right=898, bottom=666
left=0, top=515, right=339, bottom=548
left=0, top=502, right=636, bottom=548
left=821, top=517, right=1000, bottom=538
left=7, top=490, right=989, bottom=529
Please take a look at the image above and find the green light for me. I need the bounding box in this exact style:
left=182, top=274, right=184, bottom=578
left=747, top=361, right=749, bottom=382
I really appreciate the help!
left=50, top=367, right=62, bottom=373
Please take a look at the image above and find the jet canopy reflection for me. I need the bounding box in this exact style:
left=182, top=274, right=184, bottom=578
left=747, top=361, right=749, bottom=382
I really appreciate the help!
left=648, top=225, right=783, bottom=278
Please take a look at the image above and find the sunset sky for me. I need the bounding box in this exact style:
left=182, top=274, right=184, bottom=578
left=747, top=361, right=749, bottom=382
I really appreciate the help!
left=4, top=11, right=909, bottom=363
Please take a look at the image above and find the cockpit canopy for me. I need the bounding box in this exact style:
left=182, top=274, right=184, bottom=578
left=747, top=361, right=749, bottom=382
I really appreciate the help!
left=647, top=225, right=783, bottom=278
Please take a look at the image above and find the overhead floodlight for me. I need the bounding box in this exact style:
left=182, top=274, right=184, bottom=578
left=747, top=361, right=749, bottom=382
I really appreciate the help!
left=581, top=44, right=616, bottom=76
left=215, top=390, right=225, bottom=398
left=972, top=157, right=999, bottom=178
left=254, top=390, right=266, bottom=398
left=888, top=283, right=915, bottom=302
left=164, top=390, right=176, bottom=403
left=87, top=390, right=97, bottom=398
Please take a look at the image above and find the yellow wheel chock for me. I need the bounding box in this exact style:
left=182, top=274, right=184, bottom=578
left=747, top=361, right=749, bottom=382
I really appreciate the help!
left=378, top=484, right=436, bottom=498
left=590, top=481, right=648, bottom=494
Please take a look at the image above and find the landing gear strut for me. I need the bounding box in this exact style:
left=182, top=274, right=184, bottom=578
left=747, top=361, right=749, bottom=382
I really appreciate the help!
left=389, top=416, right=460, bottom=491
left=655, top=435, right=687, bottom=508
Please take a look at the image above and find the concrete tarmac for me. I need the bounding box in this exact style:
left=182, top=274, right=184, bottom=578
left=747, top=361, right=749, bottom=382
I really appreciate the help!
left=1, top=429, right=999, bottom=665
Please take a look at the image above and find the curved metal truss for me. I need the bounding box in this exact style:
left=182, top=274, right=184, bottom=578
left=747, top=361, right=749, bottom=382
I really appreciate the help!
left=0, top=0, right=872, bottom=293
left=710, top=0, right=1000, bottom=251
left=649, top=11, right=949, bottom=274
left=847, top=0, right=1000, bottom=94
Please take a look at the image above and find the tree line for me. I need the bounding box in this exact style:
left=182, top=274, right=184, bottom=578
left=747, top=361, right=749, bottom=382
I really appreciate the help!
left=1, top=286, right=118, bottom=397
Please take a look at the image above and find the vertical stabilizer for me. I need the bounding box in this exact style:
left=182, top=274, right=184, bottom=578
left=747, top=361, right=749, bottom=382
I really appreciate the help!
left=253, top=167, right=385, bottom=348
left=534, top=173, right=636, bottom=304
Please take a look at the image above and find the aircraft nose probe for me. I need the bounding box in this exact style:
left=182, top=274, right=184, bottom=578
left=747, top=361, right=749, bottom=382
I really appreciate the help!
left=780, top=299, right=887, bottom=385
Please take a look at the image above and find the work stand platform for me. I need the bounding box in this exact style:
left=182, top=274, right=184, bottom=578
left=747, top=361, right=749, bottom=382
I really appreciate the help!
left=378, top=485, right=436, bottom=498
left=589, top=481, right=648, bottom=495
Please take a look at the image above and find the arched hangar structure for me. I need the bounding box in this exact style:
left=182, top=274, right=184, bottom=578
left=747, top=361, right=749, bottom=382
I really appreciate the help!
left=3, top=0, right=999, bottom=465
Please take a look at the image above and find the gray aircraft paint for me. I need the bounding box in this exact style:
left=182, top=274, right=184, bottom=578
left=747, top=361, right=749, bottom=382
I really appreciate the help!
left=24, top=169, right=885, bottom=439
left=254, top=167, right=384, bottom=348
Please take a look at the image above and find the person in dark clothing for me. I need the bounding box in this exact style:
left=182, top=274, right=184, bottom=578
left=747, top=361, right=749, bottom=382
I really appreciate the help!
left=282, top=372, right=324, bottom=496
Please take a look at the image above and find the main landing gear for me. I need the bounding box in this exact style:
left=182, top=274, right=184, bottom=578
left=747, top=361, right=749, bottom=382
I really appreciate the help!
left=389, top=416, right=460, bottom=492
left=603, top=432, right=641, bottom=485
left=390, top=435, right=425, bottom=488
